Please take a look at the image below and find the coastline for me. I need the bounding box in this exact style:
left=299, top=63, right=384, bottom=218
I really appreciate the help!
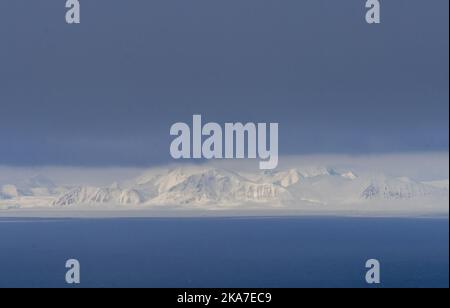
left=0, top=208, right=448, bottom=219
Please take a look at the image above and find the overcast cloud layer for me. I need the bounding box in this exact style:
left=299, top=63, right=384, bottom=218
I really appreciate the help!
left=0, top=1, right=448, bottom=166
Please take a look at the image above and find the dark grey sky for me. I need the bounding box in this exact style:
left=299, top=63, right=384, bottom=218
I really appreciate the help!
left=0, top=0, right=448, bottom=166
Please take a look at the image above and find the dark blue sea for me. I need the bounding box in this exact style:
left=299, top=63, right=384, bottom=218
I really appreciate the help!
left=0, top=217, right=448, bottom=288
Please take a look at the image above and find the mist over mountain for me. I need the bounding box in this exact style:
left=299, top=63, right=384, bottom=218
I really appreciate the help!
left=0, top=154, right=448, bottom=216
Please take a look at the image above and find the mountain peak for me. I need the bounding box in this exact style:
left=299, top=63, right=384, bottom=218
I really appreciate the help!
left=2, top=164, right=448, bottom=214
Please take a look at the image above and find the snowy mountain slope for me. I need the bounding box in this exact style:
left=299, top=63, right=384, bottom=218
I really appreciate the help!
left=52, top=186, right=142, bottom=206
left=146, top=167, right=291, bottom=207
left=422, top=179, right=449, bottom=190
left=361, top=176, right=447, bottom=200
left=0, top=163, right=448, bottom=214
left=1, top=175, right=66, bottom=198
left=285, top=174, right=366, bottom=206
left=1, top=184, right=20, bottom=199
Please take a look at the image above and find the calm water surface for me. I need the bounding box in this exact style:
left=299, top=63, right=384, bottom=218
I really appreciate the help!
left=0, top=217, right=448, bottom=288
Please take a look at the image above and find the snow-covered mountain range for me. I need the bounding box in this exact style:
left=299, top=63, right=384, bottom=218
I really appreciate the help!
left=0, top=163, right=448, bottom=214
